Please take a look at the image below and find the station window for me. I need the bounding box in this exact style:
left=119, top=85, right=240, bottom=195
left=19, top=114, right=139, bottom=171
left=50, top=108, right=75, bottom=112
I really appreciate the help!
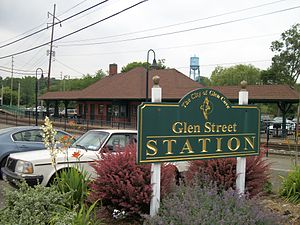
left=98, top=104, right=104, bottom=115
left=111, top=104, right=127, bottom=118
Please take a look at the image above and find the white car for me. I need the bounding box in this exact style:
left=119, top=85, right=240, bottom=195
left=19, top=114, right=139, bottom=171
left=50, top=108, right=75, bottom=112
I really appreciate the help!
left=2, top=129, right=137, bottom=186
left=268, top=117, right=295, bottom=135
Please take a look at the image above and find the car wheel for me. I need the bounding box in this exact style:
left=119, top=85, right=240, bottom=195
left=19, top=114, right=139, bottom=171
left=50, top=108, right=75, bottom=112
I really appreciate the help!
left=0, top=156, right=8, bottom=180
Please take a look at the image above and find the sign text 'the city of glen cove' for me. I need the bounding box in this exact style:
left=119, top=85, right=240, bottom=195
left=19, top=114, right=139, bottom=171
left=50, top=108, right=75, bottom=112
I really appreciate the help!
left=137, top=88, right=260, bottom=164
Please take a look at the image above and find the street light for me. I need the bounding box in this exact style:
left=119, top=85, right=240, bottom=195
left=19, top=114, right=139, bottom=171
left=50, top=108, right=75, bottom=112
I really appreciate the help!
left=35, top=68, right=44, bottom=126
left=146, top=49, right=158, bottom=102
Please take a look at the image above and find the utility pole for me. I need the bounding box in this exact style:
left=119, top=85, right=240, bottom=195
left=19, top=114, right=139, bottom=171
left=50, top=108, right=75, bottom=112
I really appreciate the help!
left=47, top=4, right=57, bottom=91
left=1, top=84, right=3, bottom=105
left=10, top=56, right=14, bottom=106
left=46, top=4, right=61, bottom=116
left=17, top=82, right=20, bottom=108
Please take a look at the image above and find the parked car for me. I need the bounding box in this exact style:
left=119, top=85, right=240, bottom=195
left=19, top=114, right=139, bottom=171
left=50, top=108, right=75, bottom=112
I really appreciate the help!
left=0, top=126, right=75, bottom=179
left=2, top=129, right=137, bottom=186
left=59, top=109, right=77, bottom=118
left=268, top=117, right=295, bottom=135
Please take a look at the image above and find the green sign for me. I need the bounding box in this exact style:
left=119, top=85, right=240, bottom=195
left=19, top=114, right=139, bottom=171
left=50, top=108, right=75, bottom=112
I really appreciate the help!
left=137, top=88, right=260, bottom=164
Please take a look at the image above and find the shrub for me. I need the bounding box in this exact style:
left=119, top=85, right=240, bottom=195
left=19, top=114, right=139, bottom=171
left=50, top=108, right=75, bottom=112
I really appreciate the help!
left=144, top=179, right=283, bottom=225
left=185, top=150, right=270, bottom=196
left=0, top=181, right=72, bottom=225
left=88, top=144, right=176, bottom=218
left=280, top=166, right=300, bottom=204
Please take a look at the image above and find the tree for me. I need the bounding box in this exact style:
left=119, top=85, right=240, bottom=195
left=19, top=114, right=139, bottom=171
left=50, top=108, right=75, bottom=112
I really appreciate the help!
left=270, top=23, right=300, bottom=85
left=121, top=59, right=167, bottom=73
left=67, top=70, right=106, bottom=91
left=210, top=64, right=261, bottom=86
left=196, top=76, right=211, bottom=86
left=2, top=87, right=17, bottom=105
left=20, top=76, right=35, bottom=106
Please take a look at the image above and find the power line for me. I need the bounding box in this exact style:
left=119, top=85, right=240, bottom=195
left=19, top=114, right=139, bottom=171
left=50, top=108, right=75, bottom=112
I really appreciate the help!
left=0, top=65, right=37, bottom=73
left=57, top=0, right=90, bottom=17
left=58, top=5, right=300, bottom=47
left=0, top=19, right=48, bottom=45
left=59, top=0, right=288, bottom=44
left=0, top=0, right=110, bottom=49
left=0, top=67, right=36, bottom=75
left=55, top=59, right=85, bottom=75
left=0, top=0, right=148, bottom=60
left=176, top=59, right=272, bottom=70
left=58, top=33, right=279, bottom=57
left=0, top=0, right=90, bottom=45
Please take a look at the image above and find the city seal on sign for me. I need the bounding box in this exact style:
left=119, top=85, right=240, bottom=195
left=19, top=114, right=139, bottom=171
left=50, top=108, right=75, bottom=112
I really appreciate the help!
left=137, top=88, right=260, bottom=164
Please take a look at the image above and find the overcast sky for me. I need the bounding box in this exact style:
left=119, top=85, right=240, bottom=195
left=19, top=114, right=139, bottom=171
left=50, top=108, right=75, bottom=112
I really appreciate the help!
left=0, top=0, right=299, bottom=81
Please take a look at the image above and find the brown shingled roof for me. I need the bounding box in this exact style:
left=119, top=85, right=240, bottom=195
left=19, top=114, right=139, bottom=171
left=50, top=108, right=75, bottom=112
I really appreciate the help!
left=39, top=67, right=299, bottom=103
left=39, top=90, right=83, bottom=100
left=212, top=84, right=299, bottom=103
left=40, top=67, right=203, bottom=100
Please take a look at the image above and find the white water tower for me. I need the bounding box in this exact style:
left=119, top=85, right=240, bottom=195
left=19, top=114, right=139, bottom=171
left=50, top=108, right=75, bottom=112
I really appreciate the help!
left=189, top=56, right=200, bottom=81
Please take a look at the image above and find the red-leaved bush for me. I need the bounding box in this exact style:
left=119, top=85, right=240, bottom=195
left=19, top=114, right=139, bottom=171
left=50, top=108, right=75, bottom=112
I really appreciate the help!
left=88, top=144, right=176, bottom=218
left=185, top=150, right=270, bottom=197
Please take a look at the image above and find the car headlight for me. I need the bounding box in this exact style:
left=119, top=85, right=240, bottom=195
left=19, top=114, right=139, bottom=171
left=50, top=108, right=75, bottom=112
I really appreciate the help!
left=15, top=160, right=33, bottom=174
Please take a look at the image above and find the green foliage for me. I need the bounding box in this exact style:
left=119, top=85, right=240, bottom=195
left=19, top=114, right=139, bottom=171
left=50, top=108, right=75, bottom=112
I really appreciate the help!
left=71, top=201, right=102, bottom=225
left=144, top=180, right=282, bottom=225
left=121, top=59, right=167, bottom=73
left=280, top=166, right=300, bottom=204
left=1, top=86, right=18, bottom=105
left=0, top=181, right=72, bottom=225
left=50, top=201, right=102, bottom=225
left=121, top=61, right=148, bottom=72
left=1, top=69, right=106, bottom=107
left=20, top=76, right=35, bottom=106
left=260, top=68, right=282, bottom=85
left=196, top=76, right=211, bottom=86
left=270, top=23, right=300, bottom=85
left=54, top=166, right=91, bottom=207
left=0, top=179, right=100, bottom=224
left=257, top=103, right=277, bottom=117
left=263, top=180, right=273, bottom=194
left=210, top=64, right=261, bottom=86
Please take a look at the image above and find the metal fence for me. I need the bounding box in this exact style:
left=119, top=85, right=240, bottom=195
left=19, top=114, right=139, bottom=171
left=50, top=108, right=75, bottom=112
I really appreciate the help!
left=0, top=111, right=137, bottom=134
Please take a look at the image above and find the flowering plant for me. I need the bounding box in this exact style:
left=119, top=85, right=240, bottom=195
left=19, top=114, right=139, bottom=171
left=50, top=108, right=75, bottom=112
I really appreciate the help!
left=59, top=135, right=74, bottom=151
left=72, top=151, right=82, bottom=159
left=42, top=116, right=62, bottom=167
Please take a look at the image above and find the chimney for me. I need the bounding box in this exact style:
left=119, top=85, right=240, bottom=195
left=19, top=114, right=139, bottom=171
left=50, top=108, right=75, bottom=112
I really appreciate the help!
left=109, top=64, right=118, bottom=76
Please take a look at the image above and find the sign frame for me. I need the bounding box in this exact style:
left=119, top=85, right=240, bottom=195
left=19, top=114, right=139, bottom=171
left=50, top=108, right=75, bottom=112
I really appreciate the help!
left=137, top=88, right=260, bottom=164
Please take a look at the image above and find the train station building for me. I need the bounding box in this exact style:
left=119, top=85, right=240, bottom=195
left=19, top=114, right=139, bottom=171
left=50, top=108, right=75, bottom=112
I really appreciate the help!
left=40, top=64, right=299, bottom=128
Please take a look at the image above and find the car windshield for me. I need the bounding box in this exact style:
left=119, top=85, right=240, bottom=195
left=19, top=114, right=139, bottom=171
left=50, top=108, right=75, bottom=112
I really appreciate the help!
left=71, top=130, right=109, bottom=151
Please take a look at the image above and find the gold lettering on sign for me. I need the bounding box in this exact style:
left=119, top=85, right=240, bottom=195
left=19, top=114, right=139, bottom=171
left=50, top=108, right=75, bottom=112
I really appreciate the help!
left=172, top=122, right=201, bottom=134
left=198, top=138, right=211, bottom=153
left=244, top=136, right=255, bottom=150
left=146, top=140, right=158, bottom=156
left=216, top=137, right=223, bottom=152
left=180, top=139, right=194, bottom=154
left=228, top=137, right=240, bottom=151
left=163, top=139, right=177, bottom=155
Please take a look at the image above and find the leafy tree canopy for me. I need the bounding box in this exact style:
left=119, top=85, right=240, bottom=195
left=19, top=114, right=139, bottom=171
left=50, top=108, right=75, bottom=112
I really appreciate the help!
left=121, top=59, right=167, bottom=73
left=0, top=69, right=107, bottom=107
left=210, top=64, right=261, bottom=86
left=270, top=23, right=300, bottom=85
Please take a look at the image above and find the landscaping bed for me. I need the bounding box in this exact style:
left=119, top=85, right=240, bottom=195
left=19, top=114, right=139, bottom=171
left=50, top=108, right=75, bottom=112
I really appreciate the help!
left=261, top=194, right=300, bottom=225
